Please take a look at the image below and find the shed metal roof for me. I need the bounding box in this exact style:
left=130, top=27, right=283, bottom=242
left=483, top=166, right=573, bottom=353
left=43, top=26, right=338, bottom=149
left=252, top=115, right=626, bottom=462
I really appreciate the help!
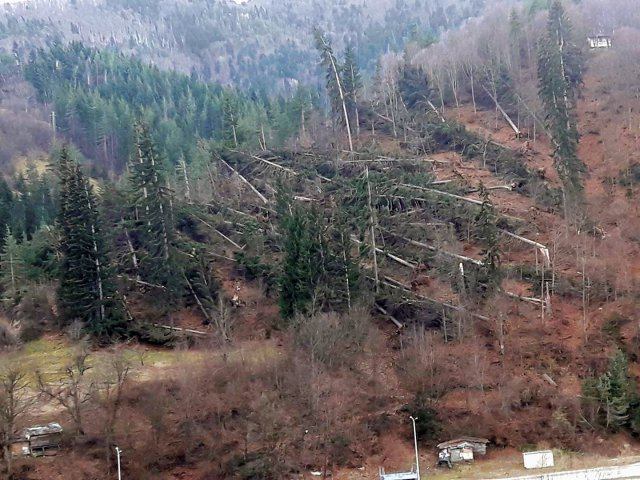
left=437, top=436, right=489, bottom=449
left=23, top=423, right=63, bottom=439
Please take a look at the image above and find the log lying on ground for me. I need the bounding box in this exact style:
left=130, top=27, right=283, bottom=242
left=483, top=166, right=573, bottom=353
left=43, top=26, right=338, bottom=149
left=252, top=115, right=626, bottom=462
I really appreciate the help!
left=375, top=112, right=417, bottom=132
left=193, top=215, right=243, bottom=250
left=383, top=230, right=483, bottom=266
left=118, top=275, right=166, bottom=290
left=481, top=84, right=521, bottom=136
left=465, top=184, right=515, bottom=193
left=514, top=92, right=556, bottom=144
left=153, top=324, right=209, bottom=337
left=377, top=231, right=545, bottom=307
left=500, top=289, right=544, bottom=305
left=395, top=183, right=526, bottom=223
left=378, top=275, right=491, bottom=322
left=374, top=303, right=404, bottom=329
left=342, top=156, right=448, bottom=165
left=219, top=157, right=269, bottom=204
left=229, top=150, right=298, bottom=176
left=499, top=229, right=550, bottom=268
left=351, top=236, right=417, bottom=269
left=399, top=183, right=482, bottom=205
left=427, top=100, right=446, bottom=123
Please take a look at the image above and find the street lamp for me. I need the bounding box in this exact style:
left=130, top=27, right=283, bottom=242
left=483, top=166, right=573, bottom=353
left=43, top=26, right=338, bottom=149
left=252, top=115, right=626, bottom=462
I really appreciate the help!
left=409, top=416, right=420, bottom=479
left=115, top=446, right=122, bottom=480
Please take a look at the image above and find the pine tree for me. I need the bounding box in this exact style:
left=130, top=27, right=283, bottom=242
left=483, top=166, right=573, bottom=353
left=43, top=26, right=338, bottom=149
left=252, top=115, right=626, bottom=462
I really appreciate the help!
left=56, top=146, right=125, bottom=338
left=538, top=0, right=585, bottom=213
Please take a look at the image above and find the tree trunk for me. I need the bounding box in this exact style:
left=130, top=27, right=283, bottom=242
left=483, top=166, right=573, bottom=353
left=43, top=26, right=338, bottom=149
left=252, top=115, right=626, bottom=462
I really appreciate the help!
left=365, top=166, right=379, bottom=291
left=83, top=182, right=106, bottom=325
left=319, top=35, right=354, bottom=152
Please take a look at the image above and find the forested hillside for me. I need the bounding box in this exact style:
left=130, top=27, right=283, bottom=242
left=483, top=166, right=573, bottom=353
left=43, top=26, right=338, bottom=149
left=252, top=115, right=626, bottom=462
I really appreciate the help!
left=1, top=0, right=640, bottom=479
left=2, top=0, right=486, bottom=91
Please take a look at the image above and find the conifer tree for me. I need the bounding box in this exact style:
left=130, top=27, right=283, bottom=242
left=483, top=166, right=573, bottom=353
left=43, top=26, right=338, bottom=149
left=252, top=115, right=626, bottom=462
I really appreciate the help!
left=583, top=348, right=632, bottom=431
left=473, top=185, right=502, bottom=300
left=314, top=28, right=354, bottom=152
left=56, top=146, right=125, bottom=338
left=398, top=60, right=430, bottom=111
left=129, top=125, right=176, bottom=291
left=0, top=228, right=25, bottom=308
left=538, top=0, right=585, bottom=213
left=0, top=178, right=13, bottom=250
left=278, top=202, right=322, bottom=320
left=222, top=93, right=240, bottom=148
left=342, top=44, right=362, bottom=139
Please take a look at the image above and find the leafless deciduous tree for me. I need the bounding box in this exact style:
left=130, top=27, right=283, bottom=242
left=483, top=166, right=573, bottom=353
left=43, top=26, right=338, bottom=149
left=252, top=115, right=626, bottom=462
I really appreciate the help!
left=37, top=344, right=94, bottom=437
left=0, top=364, right=35, bottom=478
left=99, top=354, right=130, bottom=470
left=212, top=296, right=235, bottom=342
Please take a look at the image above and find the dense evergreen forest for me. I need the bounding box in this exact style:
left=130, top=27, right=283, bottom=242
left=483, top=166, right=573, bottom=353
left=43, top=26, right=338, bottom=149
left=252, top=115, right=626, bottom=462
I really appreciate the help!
left=23, top=42, right=316, bottom=174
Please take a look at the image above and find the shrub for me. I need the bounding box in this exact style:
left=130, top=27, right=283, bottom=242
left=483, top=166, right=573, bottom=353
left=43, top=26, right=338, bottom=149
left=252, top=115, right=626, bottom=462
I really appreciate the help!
left=402, top=392, right=441, bottom=443
left=0, top=318, right=18, bottom=348
left=12, top=284, right=55, bottom=341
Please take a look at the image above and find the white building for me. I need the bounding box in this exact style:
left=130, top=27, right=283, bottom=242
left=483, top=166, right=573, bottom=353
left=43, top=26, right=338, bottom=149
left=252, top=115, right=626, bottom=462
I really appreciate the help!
left=588, top=35, right=612, bottom=49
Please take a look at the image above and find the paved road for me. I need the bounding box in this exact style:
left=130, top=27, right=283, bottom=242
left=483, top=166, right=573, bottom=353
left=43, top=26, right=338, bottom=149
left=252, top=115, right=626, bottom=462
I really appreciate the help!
left=484, top=462, right=640, bottom=480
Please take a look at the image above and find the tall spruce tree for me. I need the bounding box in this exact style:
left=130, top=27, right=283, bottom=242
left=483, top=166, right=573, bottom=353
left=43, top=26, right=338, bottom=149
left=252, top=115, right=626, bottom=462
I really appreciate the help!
left=538, top=0, right=585, bottom=213
left=129, top=125, right=176, bottom=291
left=0, top=178, right=13, bottom=250
left=398, top=60, right=430, bottom=111
left=342, top=44, right=362, bottom=139
left=277, top=187, right=360, bottom=320
left=473, top=185, right=502, bottom=300
left=56, top=146, right=125, bottom=338
left=314, top=28, right=354, bottom=152
left=278, top=203, right=322, bottom=320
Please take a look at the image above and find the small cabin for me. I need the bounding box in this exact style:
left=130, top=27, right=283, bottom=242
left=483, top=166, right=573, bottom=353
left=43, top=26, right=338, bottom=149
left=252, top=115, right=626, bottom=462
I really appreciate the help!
left=437, top=437, right=489, bottom=464
left=588, top=35, right=612, bottom=49
left=11, top=423, right=63, bottom=457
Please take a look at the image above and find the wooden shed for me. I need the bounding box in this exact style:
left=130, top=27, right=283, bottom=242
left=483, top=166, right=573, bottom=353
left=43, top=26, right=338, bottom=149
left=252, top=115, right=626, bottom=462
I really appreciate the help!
left=12, top=423, right=63, bottom=457
left=437, top=437, right=489, bottom=464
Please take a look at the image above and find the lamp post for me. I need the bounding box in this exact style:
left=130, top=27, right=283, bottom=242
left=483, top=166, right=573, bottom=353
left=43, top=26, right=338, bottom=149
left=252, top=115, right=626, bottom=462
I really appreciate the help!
left=115, top=446, right=122, bottom=480
left=409, top=416, right=420, bottom=479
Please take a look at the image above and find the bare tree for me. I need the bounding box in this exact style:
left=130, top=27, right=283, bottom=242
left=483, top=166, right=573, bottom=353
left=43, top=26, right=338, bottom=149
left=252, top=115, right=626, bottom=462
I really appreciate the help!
left=0, top=365, right=35, bottom=478
left=37, top=344, right=94, bottom=437
left=99, top=354, right=130, bottom=469
left=212, top=295, right=235, bottom=342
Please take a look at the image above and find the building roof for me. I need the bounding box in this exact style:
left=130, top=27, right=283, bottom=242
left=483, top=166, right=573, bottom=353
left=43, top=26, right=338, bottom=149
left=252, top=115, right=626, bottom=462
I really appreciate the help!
left=22, top=423, right=63, bottom=439
left=437, top=437, right=489, bottom=449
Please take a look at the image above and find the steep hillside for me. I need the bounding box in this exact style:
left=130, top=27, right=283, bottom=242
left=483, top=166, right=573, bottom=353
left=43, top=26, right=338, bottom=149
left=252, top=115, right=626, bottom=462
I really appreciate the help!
left=2, top=1, right=640, bottom=480
left=0, top=0, right=486, bottom=92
